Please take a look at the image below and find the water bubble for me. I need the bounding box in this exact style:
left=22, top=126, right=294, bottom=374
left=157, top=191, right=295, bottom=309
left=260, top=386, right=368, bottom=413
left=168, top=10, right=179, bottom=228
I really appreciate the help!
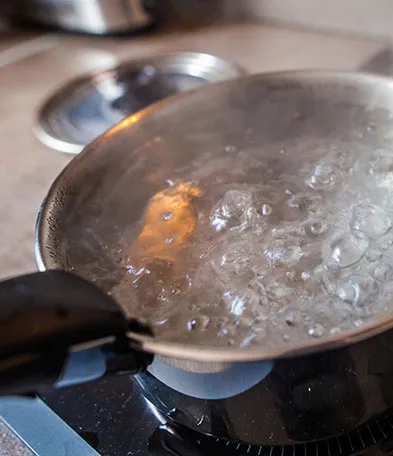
left=308, top=201, right=324, bottom=218
left=210, top=190, right=256, bottom=232
left=337, top=282, right=358, bottom=304
left=284, top=308, right=301, bottom=326
left=308, top=324, right=325, bottom=338
left=375, top=233, right=393, bottom=257
left=212, top=239, right=258, bottom=286
left=187, top=319, right=197, bottom=330
left=261, top=282, right=290, bottom=307
left=301, top=271, right=310, bottom=280
left=351, top=204, right=391, bottom=238
left=336, top=274, right=377, bottom=307
left=310, top=296, right=348, bottom=330
left=223, top=288, right=260, bottom=317
left=373, top=263, right=393, bottom=281
left=187, top=315, right=210, bottom=331
left=225, top=145, right=237, bottom=153
left=333, top=150, right=354, bottom=170
left=367, top=124, right=376, bottom=133
left=284, top=193, right=319, bottom=222
left=307, top=221, right=328, bottom=236
left=261, top=203, right=272, bottom=216
left=264, top=240, right=304, bottom=267
left=162, top=211, right=175, bottom=221
left=364, top=148, right=393, bottom=204
left=367, top=249, right=383, bottom=261
left=367, top=149, right=393, bottom=176
left=286, top=271, right=296, bottom=281
left=240, top=330, right=265, bottom=346
left=306, top=162, right=340, bottom=191
left=262, top=274, right=293, bottom=305
left=327, top=232, right=369, bottom=269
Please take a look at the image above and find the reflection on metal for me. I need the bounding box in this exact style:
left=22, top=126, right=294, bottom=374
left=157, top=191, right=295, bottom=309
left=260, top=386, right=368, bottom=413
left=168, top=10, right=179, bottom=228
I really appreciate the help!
left=144, top=397, right=167, bottom=424
left=35, top=52, right=244, bottom=154
left=3, top=0, right=154, bottom=35
left=0, top=397, right=99, bottom=456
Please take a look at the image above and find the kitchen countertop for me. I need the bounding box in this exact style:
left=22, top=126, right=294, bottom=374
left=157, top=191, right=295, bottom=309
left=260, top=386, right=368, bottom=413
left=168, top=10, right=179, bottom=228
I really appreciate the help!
left=0, top=422, right=33, bottom=456
left=0, top=20, right=387, bottom=455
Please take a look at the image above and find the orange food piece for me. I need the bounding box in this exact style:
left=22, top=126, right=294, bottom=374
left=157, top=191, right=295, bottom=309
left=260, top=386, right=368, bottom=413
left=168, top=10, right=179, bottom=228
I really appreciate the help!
left=129, top=181, right=201, bottom=264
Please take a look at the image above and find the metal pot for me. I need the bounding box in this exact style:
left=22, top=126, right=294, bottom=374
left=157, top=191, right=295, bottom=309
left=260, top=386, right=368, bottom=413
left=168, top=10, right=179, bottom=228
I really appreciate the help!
left=5, top=70, right=393, bottom=446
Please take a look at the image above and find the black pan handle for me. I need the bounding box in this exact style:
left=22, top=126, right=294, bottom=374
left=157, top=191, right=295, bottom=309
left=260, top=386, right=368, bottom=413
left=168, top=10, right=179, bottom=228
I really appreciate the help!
left=0, top=270, right=153, bottom=396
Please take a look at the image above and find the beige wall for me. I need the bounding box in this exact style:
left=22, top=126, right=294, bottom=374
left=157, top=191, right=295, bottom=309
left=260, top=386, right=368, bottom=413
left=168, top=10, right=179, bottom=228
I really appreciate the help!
left=235, top=0, right=393, bottom=39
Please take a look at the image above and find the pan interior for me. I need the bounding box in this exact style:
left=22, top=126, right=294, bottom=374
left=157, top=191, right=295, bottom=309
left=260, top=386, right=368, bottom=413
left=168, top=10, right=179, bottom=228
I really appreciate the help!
left=37, top=71, right=393, bottom=356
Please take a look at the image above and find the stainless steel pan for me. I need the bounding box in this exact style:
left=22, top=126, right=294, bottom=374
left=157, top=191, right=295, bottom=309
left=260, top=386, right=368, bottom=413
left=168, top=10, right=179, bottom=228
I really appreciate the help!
left=3, top=70, right=393, bottom=445
left=37, top=69, right=393, bottom=360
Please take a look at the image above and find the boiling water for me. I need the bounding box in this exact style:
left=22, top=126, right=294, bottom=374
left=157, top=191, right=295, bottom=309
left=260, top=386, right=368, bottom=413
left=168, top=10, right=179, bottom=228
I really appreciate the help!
left=110, top=127, right=393, bottom=348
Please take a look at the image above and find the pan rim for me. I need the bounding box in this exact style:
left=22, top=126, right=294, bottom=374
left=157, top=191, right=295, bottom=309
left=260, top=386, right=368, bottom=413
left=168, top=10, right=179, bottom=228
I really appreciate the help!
left=35, top=68, right=393, bottom=363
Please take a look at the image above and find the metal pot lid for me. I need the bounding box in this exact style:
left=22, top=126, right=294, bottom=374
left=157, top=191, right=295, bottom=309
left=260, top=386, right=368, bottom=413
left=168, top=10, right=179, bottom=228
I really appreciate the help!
left=35, top=52, right=245, bottom=154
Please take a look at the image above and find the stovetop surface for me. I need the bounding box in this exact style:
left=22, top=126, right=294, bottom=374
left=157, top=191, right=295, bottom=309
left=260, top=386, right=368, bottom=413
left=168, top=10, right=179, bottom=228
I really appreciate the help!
left=42, top=376, right=159, bottom=456
left=39, top=376, right=393, bottom=456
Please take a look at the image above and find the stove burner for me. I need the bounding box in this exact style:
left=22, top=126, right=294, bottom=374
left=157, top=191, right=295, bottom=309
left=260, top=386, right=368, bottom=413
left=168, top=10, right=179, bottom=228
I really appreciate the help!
left=35, top=52, right=244, bottom=154
left=35, top=376, right=393, bottom=456
left=149, top=415, right=393, bottom=456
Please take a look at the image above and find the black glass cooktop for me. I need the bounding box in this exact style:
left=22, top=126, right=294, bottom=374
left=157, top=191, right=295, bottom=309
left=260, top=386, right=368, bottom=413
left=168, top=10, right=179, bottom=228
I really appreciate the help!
left=33, top=375, right=393, bottom=456
left=1, top=370, right=393, bottom=455
left=42, top=376, right=159, bottom=456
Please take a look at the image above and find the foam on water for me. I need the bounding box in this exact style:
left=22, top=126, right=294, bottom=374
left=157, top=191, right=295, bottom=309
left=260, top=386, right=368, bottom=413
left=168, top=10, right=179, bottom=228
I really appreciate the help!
left=110, top=132, right=393, bottom=348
